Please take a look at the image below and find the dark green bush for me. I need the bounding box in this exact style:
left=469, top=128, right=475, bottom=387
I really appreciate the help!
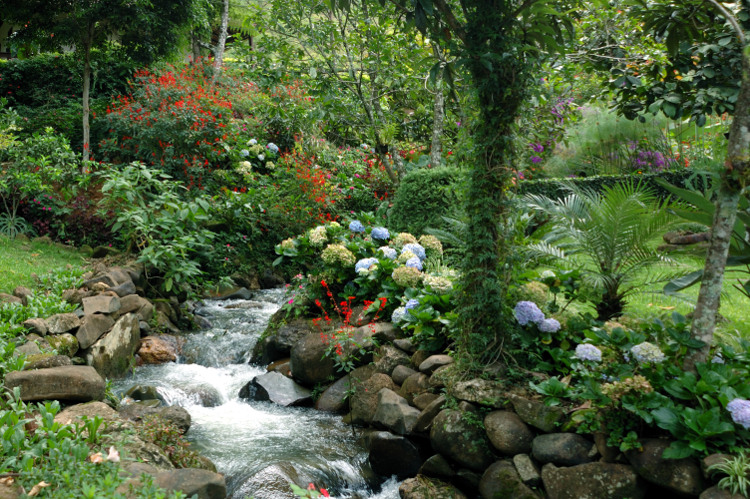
left=388, top=166, right=463, bottom=235
left=516, top=169, right=713, bottom=201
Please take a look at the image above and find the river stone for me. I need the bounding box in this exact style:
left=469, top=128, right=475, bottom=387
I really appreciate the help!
left=702, top=454, right=733, bottom=479
left=254, top=318, right=313, bottom=365
left=450, top=378, right=506, bottom=408
left=237, top=462, right=301, bottom=499
left=349, top=373, right=398, bottom=425
left=46, top=333, right=79, bottom=357
left=82, top=294, right=122, bottom=315
left=138, top=335, right=180, bottom=364
left=23, top=354, right=72, bottom=370
left=126, top=384, right=161, bottom=401
left=110, top=279, right=137, bottom=297
left=509, top=393, right=566, bottom=432
left=289, top=331, right=337, bottom=386
left=479, top=460, right=539, bottom=499
left=411, top=349, right=431, bottom=369
left=22, top=318, right=48, bottom=335
left=372, top=388, right=420, bottom=435
left=76, top=314, right=115, bottom=349
left=120, top=294, right=151, bottom=316
left=394, top=337, right=417, bottom=353
left=392, top=365, right=417, bottom=385
left=699, top=486, right=747, bottom=499
left=430, top=409, right=495, bottom=472
left=153, top=468, right=226, bottom=499
left=513, top=454, right=541, bottom=488
left=541, top=462, right=644, bottom=499
left=373, top=344, right=411, bottom=376
left=46, top=313, right=81, bottom=334
left=625, top=438, right=704, bottom=496
left=368, top=431, right=422, bottom=479
left=420, top=454, right=456, bottom=478
left=413, top=392, right=440, bottom=411
left=0, top=292, right=22, bottom=306
left=315, top=373, right=352, bottom=413
left=414, top=394, right=446, bottom=433
left=15, top=341, right=41, bottom=357
left=358, top=322, right=398, bottom=342
left=419, top=354, right=453, bottom=374
left=532, top=433, right=596, bottom=467
left=240, top=371, right=313, bottom=407
left=62, top=287, right=89, bottom=305
left=484, top=410, right=535, bottom=455
left=13, top=285, right=32, bottom=305
left=399, top=476, right=467, bottom=499
left=5, top=365, right=105, bottom=402
left=55, top=401, right=121, bottom=426
left=85, top=313, right=140, bottom=379
left=400, top=372, right=430, bottom=404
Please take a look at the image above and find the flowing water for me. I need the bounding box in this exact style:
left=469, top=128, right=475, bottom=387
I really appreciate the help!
left=113, top=289, right=400, bottom=499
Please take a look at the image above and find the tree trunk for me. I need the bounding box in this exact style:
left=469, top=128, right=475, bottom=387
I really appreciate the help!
left=213, top=0, right=230, bottom=82
left=685, top=51, right=750, bottom=371
left=82, top=33, right=92, bottom=164
left=430, top=45, right=445, bottom=168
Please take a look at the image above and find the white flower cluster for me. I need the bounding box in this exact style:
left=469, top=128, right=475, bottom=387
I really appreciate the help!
left=308, top=226, right=328, bottom=247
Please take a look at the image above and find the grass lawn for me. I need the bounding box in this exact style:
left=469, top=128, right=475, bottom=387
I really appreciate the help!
left=0, top=235, right=88, bottom=293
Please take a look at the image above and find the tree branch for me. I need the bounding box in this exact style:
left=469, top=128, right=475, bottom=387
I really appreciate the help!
left=432, top=0, right=466, bottom=42
left=706, top=0, right=746, bottom=44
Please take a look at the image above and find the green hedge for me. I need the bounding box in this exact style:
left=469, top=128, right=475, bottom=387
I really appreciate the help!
left=516, top=169, right=714, bottom=200
left=388, top=166, right=463, bottom=235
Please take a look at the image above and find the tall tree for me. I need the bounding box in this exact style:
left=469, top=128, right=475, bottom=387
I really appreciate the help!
left=1, top=0, right=194, bottom=161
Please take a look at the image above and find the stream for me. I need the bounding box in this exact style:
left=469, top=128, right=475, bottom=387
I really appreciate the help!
left=113, top=289, right=400, bottom=499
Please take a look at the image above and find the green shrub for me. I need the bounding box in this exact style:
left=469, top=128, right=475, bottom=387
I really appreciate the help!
left=388, top=166, right=463, bottom=235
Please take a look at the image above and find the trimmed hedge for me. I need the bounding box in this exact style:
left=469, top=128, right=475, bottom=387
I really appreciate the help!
left=388, top=166, right=463, bottom=235
left=516, top=169, right=714, bottom=201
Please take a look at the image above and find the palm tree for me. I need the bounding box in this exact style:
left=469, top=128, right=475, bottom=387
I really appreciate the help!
left=523, top=181, right=677, bottom=321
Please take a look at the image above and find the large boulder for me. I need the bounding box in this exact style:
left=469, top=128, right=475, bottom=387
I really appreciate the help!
left=368, top=431, right=422, bottom=479
left=430, top=409, right=495, bottom=472
left=153, top=468, right=226, bottom=499
left=399, top=476, right=467, bottom=499
left=239, top=372, right=312, bottom=407
left=479, top=460, right=540, bottom=499
left=85, top=313, right=141, bottom=379
left=138, top=335, right=181, bottom=364
left=541, top=462, right=645, bottom=499
left=236, top=462, right=301, bottom=499
left=46, top=333, right=79, bottom=357
left=413, top=394, right=446, bottom=433
left=349, top=373, right=398, bottom=425
left=372, top=388, right=421, bottom=435
left=315, top=374, right=353, bottom=413
left=253, top=319, right=313, bottom=365
left=400, top=372, right=431, bottom=404
left=532, top=433, right=596, bottom=467
left=82, top=294, right=122, bottom=315
left=373, top=344, right=411, bottom=376
left=46, top=313, right=81, bottom=334
left=451, top=379, right=506, bottom=408
left=509, top=394, right=566, bottom=433
left=23, top=354, right=72, bottom=370
left=289, top=332, right=337, bottom=386
left=484, top=411, right=535, bottom=455
left=418, top=354, right=453, bottom=374
left=76, top=314, right=115, bottom=350
left=5, top=365, right=105, bottom=402
left=118, top=404, right=192, bottom=434
left=625, top=438, right=704, bottom=497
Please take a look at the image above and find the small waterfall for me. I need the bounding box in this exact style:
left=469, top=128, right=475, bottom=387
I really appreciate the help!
left=114, top=289, right=399, bottom=498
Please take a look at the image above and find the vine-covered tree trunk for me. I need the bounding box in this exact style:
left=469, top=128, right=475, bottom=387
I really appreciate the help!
left=213, top=0, right=229, bottom=81
left=685, top=50, right=750, bottom=371
left=430, top=45, right=445, bottom=167
left=81, top=27, right=93, bottom=164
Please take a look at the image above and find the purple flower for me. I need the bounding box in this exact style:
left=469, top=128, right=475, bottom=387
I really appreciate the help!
left=531, top=143, right=544, bottom=153
left=727, top=399, right=750, bottom=429
left=514, top=301, right=545, bottom=326
left=401, top=243, right=426, bottom=261
left=405, top=257, right=423, bottom=271
left=349, top=220, right=365, bottom=233
left=405, top=299, right=420, bottom=311
left=539, top=318, right=561, bottom=333
left=371, top=227, right=390, bottom=240
left=530, top=155, right=542, bottom=164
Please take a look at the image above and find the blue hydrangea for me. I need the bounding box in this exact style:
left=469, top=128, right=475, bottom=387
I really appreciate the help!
left=355, top=257, right=379, bottom=274
left=631, top=342, right=665, bottom=364
left=248, top=138, right=258, bottom=145
left=575, top=344, right=602, bottom=362
left=391, top=307, right=407, bottom=323
left=405, top=257, right=423, bottom=271
left=514, top=301, right=545, bottom=326
left=405, top=299, right=420, bottom=311
left=267, top=142, right=280, bottom=154
left=240, top=149, right=249, bottom=157
left=371, top=227, right=390, bottom=240
left=539, top=318, right=561, bottom=333
left=712, top=353, right=725, bottom=364
left=727, top=399, right=750, bottom=429
left=378, top=246, right=397, bottom=260
left=349, top=220, right=365, bottom=233
left=401, top=243, right=426, bottom=261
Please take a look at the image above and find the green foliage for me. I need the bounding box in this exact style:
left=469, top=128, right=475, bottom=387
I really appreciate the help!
left=388, top=166, right=462, bottom=235
left=524, top=181, right=678, bottom=320
left=708, top=450, right=750, bottom=497
left=133, top=415, right=202, bottom=469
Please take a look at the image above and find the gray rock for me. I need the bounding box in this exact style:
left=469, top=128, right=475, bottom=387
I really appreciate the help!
left=393, top=337, right=417, bottom=353
left=400, top=372, right=430, bottom=404
left=118, top=403, right=192, bottom=434
left=414, top=394, right=446, bottom=433
left=15, top=341, right=42, bottom=357
left=357, top=322, right=398, bottom=343
left=541, top=462, right=644, bottom=499
left=61, top=288, right=88, bottom=305
left=23, top=354, right=72, bottom=370
left=420, top=454, right=456, bottom=478
left=218, top=287, right=254, bottom=300
left=509, top=393, right=566, bottom=432
left=532, top=433, right=596, bottom=467
left=373, top=344, right=411, bottom=376
left=625, top=438, right=704, bottom=497
left=82, top=294, right=122, bottom=315
left=702, top=453, right=732, bottom=479
left=254, top=318, right=314, bottom=365
left=76, top=314, right=115, bottom=349
left=13, top=285, right=32, bottom=305
left=55, top=401, right=121, bottom=425
left=289, top=331, right=337, bottom=386
left=485, top=411, right=535, bottom=455
left=451, top=378, right=506, bottom=408
left=110, top=280, right=137, bottom=297
left=0, top=292, right=22, bottom=306
left=479, top=460, right=539, bottom=499
left=239, top=371, right=312, bottom=407
left=411, top=349, right=431, bottom=369
left=85, top=313, right=140, bottom=379
left=22, top=318, right=48, bottom=335
left=5, top=365, right=105, bottom=402
left=368, top=431, right=422, bottom=479
left=513, top=454, right=541, bottom=488
left=349, top=373, right=398, bottom=425
left=236, top=462, right=300, bottom=499
left=699, top=485, right=747, bottom=499
left=153, top=468, right=226, bottom=499
left=419, top=354, right=453, bottom=374
left=46, top=333, right=79, bottom=357
left=126, top=385, right=162, bottom=401
left=372, top=388, right=421, bottom=435
left=430, top=409, right=494, bottom=472
left=392, top=364, right=418, bottom=385
left=399, top=476, right=467, bottom=499
left=46, top=313, right=81, bottom=334
left=315, top=373, right=352, bottom=413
